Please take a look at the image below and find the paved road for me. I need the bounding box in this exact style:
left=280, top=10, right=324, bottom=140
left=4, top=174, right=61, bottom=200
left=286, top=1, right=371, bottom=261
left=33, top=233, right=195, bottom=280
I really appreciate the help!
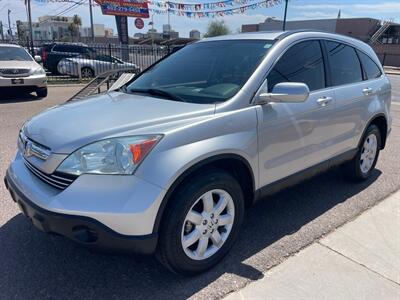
left=388, top=75, right=400, bottom=103
left=0, top=82, right=399, bottom=300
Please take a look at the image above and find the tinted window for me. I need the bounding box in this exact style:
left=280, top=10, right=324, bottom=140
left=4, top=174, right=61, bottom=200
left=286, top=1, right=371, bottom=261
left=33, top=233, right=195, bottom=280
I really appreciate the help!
left=267, top=41, right=325, bottom=92
left=53, top=45, right=72, bottom=52
left=53, top=45, right=83, bottom=53
left=71, top=46, right=86, bottom=53
left=126, top=40, right=274, bottom=104
left=357, top=50, right=382, bottom=80
left=95, top=55, right=112, bottom=62
left=326, top=41, right=362, bottom=86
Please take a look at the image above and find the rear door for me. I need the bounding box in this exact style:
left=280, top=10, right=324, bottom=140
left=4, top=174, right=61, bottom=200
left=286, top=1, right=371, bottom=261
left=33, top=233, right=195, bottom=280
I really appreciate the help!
left=323, top=41, right=377, bottom=154
left=257, top=40, right=337, bottom=186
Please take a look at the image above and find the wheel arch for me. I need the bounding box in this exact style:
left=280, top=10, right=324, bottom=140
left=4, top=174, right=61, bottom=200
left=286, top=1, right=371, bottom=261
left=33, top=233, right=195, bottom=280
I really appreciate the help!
left=361, top=113, right=388, bottom=150
left=152, top=153, right=255, bottom=234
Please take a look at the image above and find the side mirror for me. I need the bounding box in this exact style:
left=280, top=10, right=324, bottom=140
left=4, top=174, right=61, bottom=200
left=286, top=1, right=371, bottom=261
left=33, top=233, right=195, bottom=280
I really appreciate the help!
left=34, top=55, right=42, bottom=63
left=257, top=82, right=310, bottom=104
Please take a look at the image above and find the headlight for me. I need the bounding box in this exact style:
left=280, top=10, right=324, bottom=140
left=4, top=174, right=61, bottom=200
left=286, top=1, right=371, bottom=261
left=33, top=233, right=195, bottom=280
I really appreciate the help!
left=31, top=67, right=46, bottom=75
left=57, top=135, right=162, bottom=176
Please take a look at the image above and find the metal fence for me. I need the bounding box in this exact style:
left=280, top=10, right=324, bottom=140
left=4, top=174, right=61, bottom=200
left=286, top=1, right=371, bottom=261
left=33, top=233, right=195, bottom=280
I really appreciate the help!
left=3, top=40, right=173, bottom=83
left=41, top=43, right=170, bottom=83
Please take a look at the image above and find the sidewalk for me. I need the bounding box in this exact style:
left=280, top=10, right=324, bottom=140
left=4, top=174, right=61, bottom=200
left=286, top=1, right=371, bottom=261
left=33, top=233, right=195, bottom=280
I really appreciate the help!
left=225, top=191, right=400, bottom=300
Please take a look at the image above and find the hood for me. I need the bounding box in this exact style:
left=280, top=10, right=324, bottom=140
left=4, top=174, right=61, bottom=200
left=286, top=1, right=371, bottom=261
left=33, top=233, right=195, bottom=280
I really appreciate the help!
left=0, top=60, right=40, bottom=69
left=24, top=92, right=215, bottom=154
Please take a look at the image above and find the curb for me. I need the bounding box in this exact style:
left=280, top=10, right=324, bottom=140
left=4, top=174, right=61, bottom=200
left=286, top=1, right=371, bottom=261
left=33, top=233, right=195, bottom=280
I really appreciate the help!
left=48, top=84, right=87, bottom=88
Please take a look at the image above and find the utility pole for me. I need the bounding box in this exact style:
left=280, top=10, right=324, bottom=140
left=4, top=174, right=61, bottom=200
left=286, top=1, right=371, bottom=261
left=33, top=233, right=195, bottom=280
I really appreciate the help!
left=27, top=0, right=34, bottom=55
left=282, top=0, right=289, bottom=31
left=8, top=9, right=12, bottom=40
left=151, top=13, right=154, bottom=48
left=167, top=1, right=170, bottom=38
left=0, top=22, right=4, bottom=42
left=89, top=0, right=95, bottom=42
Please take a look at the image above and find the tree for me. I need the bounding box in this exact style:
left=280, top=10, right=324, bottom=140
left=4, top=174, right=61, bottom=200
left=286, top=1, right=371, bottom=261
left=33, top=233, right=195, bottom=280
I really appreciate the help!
left=68, top=14, right=82, bottom=41
left=203, top=20, right=230, bottom=38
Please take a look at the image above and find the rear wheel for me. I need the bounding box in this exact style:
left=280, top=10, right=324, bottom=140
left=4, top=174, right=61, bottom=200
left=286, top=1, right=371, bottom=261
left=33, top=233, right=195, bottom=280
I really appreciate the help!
left=81, top=67, right=94, bottom=79
left=341, top=125, right=381, bottom=181
left=157, top=169, right=245, bottom=274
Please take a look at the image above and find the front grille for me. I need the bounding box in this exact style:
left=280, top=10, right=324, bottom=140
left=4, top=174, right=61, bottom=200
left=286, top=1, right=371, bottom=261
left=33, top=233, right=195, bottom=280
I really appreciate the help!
left=24, top=159, right=77, bottom=190
left=0, top=68, right=30, bottom=78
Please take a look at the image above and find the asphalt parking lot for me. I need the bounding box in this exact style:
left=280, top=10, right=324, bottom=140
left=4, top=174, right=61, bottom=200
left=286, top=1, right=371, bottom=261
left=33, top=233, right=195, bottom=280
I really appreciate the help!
left=0, top=76, right=399, bottom=300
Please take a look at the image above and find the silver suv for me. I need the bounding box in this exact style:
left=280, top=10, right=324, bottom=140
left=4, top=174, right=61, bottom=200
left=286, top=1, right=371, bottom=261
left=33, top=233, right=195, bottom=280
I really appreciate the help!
left=5, top=31, right=392, bottom=274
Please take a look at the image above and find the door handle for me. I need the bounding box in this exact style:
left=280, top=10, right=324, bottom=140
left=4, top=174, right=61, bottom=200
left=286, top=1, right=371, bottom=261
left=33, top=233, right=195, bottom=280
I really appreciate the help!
left=362, top=87, right=373, bottom=95
left=317, top=97, right=333, bottom=106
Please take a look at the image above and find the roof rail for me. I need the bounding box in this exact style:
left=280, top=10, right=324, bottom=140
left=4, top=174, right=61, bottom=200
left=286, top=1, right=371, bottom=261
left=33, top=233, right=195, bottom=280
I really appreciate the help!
left=275, top=29, right=329, bottom=40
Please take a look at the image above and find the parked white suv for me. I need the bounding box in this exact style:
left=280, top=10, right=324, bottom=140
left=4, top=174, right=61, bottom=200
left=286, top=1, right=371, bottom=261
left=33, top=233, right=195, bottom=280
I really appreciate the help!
left=0, top=44, right=47, bottom=97
left=5, top=31, right=391, bottom=274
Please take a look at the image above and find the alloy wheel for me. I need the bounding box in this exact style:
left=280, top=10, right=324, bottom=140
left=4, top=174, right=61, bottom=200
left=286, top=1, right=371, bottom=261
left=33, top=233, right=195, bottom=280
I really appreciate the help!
left=181, top=189, right=235, bottom=260
left=360, top=133, right=378, bottom=174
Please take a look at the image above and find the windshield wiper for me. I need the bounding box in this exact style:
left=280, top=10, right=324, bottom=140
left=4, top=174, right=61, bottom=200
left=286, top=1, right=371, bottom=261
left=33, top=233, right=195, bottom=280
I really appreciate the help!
left=129, top=88, right=186, bottom=102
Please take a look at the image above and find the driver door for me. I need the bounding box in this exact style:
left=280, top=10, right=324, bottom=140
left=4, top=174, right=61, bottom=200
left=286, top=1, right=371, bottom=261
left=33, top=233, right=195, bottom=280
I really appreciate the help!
left=257, top=40, right=336, bottom=187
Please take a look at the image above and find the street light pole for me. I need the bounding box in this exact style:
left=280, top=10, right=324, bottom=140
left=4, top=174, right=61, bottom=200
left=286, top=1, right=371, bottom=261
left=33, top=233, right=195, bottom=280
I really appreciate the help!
left=282, top=0, right=289, bottom=31
left=89, top=0, right=95, bottom=42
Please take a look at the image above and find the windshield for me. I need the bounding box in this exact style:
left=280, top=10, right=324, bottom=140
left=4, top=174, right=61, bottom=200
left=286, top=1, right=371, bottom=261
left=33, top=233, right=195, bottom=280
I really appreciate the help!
left=125, top=40, right=274, bottom=104
left=0, top=47, right=33, bottom=61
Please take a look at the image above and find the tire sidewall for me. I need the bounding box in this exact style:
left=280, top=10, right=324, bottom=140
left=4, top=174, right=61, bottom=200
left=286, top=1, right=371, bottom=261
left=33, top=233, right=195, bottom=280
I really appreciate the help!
left=355, top=125, right=381, bottom=179
left=160, top=170, right=245, bottom=274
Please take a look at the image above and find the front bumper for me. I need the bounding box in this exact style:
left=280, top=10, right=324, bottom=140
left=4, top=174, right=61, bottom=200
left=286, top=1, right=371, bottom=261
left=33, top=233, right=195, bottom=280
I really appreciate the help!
left=4, top=173, right=157, bottom=254
left=0, top=74, right=47, bottom=88
left=4, top=152, right=167, bottom=254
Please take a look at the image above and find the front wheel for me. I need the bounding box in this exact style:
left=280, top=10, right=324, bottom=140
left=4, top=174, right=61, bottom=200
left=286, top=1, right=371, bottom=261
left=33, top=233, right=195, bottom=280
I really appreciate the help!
left=157, top=169, right=245, bottom=274
left=341, top=124, right=381, bottom=181
left=36, top=88, right=48, bottom=98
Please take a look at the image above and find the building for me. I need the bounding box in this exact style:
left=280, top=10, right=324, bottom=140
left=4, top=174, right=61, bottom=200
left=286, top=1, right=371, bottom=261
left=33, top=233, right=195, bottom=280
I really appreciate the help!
left=189, top=29, right=201, bottom=39
left=17, top=15, right=77, bottom=41
left=242, top=17, right=400, bottom=66
left=162, top=24, right=179, bottom=39
left=80, top=24, right=114, bottom=38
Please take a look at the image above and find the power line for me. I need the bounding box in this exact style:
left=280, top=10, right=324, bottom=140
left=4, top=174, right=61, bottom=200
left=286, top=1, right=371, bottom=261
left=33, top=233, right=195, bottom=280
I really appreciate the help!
left=38, top=0, right=86, bottom=24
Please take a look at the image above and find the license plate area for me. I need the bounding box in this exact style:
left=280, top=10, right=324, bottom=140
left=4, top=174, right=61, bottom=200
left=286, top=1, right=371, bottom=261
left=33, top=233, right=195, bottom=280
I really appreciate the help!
left=11, top=79, right=24, bottom=84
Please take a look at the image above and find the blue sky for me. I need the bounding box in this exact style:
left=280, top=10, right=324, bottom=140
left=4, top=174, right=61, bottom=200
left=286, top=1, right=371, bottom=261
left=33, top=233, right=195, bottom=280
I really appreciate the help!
left=0, top=0, right=399, bottom=38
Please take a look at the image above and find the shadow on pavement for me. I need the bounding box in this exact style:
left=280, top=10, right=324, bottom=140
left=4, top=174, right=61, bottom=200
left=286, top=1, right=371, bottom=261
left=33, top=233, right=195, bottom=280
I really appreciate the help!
left=0, top=168, right=381, bottom=299
left=0, top=91, right=43, bottom=103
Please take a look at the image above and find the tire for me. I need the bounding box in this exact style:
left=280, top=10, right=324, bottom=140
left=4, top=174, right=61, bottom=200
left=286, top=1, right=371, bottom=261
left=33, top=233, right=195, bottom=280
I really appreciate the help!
left=157, top=169, right=245, bottom=275
left=341, top=124, right=381, bottom=181
left=81, top=67, right=94, bottom=79
left=36, top=88, right=48, bottom=98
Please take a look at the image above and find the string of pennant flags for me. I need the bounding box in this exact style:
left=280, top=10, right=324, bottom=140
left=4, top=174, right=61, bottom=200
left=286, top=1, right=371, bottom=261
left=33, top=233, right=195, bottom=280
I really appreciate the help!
left=151, top=0, right=282, bottom=18
left=148, top=0, right=281, bottom=11
left=32, top=0, right=282, bottom=18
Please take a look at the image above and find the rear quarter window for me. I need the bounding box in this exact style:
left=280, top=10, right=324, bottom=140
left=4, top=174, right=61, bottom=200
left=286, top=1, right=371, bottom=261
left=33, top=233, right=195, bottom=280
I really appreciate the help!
left=357, top=50, right=382, bottom=80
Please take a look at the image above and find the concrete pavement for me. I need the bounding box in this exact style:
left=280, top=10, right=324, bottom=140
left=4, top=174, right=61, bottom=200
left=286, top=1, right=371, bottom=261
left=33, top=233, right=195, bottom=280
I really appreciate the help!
left=225, top=191, right=400, bottom=300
